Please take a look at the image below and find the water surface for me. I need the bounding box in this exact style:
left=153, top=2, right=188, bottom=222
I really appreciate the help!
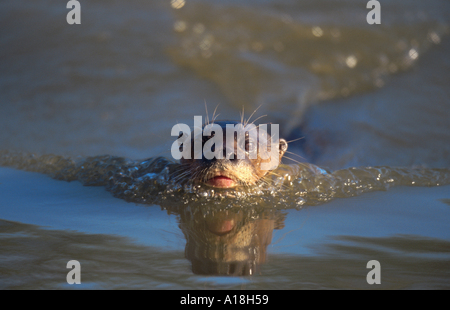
left=1, top=0, right=450, bottom=289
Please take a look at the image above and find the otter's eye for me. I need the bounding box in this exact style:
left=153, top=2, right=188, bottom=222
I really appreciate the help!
left=178, top=132, right=185, bottom=152
left=202, top=132, right=215, bottom=144
left=245, top=137, right=255, bottom=153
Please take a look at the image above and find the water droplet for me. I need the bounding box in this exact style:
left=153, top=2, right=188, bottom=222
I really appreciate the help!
left=173, top=20, right=187, bottom=32
left=296, top=197, right=306, bottom=205
left=330, top=28, right=341, bottom=38
left=170, top=0, right=185, bottom=9
left=408, top=48, right=419, bottom=60
left=199, top=35, right=214, bottom=50
left=428, top=31, right=441, bottom=44
left=193, top=23, right=205, bottom=34
left=345, top=55, right=358, bottom=68
left=312, top=26, right=323, bottom=37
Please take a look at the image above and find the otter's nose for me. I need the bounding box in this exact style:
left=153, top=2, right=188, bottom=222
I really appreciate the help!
left=224, top=145, right=239, bottom=161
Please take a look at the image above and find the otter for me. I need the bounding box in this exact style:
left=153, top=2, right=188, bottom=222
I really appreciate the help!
left=174, top=204, right=286, bottom=276
left=176, top=120, right=288, bottom=189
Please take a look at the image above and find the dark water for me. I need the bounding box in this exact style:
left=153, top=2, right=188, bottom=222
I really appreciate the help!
left=1, top=0, right=450, bottom=289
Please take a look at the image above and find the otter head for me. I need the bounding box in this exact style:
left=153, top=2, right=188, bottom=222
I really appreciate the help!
left=178, top=120, right=288, bottom=188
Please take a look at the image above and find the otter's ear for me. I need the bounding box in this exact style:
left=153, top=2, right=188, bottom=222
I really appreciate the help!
left=279, top=139, right=288, bottom=158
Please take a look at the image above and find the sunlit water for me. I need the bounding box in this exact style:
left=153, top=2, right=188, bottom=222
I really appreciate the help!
left=1, top=0, right=450, bottom=289
left=1, top=151, right=449, bottom=208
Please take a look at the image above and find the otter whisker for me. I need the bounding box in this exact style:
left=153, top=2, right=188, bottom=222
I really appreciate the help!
left=243, top=123, right=263, bottom=134
left=171, top=169, right=190, bottom=180
left=285, top=137, right=305, bottom=144
left=282, top=155, right=305, bottom=166
left=170, top=164, right=203, bottom=183
left=244, top=104, right=262, bottom=127
left=211, top=104, right=220, bottom=124
left=169, top=164, right=190, bottom=176
left=266, top=170, right=283, bottom=178
left=204, top=100, right=210, bottom=126
left=246, top=114, right=267, bottom=127
left=212, top=114, right=221, bottom=123
left=240, top=106, right=245, bottom=125
left=284, top=151, right=306, bottom=161
left=170, top=173, right=190, bottom=184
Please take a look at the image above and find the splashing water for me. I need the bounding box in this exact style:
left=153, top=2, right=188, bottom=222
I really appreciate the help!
left=1, top=151, right=449, bottom=209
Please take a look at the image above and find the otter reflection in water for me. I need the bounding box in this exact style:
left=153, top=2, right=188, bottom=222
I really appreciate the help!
left=165, top=203, right=286, bottom=276
left=168, top=119, right=288, bottom=275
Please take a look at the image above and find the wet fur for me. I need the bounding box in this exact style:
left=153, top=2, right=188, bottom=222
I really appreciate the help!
left=173, top=112, right=288, bottom=188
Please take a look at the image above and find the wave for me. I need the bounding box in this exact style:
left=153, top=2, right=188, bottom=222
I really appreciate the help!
left=168, top=0, right=449, bottom=121
left=1, top=150, right=449, bottom=209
